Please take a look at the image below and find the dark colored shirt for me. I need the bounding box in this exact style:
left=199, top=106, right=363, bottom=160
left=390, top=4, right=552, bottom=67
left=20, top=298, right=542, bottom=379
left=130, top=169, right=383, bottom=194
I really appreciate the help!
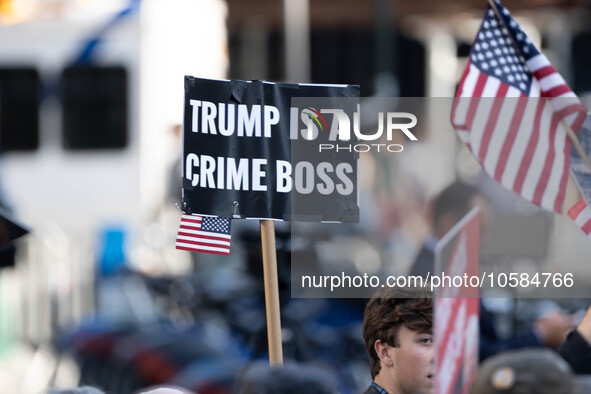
left=558, top=329, right=591, bottom=374
left=363, top=382, right=388, bottom=394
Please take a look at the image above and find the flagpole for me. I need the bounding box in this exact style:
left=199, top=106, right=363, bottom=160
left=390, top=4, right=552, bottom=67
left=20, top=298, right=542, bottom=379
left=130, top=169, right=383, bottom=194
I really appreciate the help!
left=485, top=0, right=591, bottom=174
left=260, top=219, right=284, bottom=366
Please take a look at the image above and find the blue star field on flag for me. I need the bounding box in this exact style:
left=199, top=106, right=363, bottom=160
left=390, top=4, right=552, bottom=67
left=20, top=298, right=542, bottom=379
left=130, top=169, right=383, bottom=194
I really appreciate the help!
left=469, top=2, right=539, bottom=95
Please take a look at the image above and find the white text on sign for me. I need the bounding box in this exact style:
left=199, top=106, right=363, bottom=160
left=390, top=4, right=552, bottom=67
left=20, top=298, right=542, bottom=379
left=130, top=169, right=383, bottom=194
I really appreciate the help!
left=185, top=155, right=355, bottom=195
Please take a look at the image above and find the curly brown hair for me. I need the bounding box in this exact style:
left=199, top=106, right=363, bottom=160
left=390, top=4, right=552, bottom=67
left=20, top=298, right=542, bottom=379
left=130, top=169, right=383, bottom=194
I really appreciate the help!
left=362, top=287, right=433, bottom=378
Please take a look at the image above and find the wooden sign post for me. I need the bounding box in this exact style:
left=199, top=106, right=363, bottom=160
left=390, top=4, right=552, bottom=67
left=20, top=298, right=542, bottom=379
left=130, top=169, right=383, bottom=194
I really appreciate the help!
left=260, top=219, right=283, bottom=365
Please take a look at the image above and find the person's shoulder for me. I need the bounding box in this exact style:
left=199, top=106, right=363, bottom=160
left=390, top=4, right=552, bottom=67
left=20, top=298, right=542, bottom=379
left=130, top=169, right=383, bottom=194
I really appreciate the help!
left=361, top=385, right=381, bottom=394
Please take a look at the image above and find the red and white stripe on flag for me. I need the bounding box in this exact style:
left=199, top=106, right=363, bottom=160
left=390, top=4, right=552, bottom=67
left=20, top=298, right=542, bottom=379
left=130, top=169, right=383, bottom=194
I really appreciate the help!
left=451, top=1, right=586, bottom=214
left=175, top=214, right=232, bottom=256
left=568, top=199, right=591, bottom=237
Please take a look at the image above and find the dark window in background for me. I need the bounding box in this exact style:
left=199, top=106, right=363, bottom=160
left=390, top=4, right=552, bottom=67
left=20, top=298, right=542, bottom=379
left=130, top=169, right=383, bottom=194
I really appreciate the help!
left=61, top=66, right=128, bottom=150
left=228, top=30, right=285, bottom=82
left=397, top=32, right=425, bottom=97
left=267, top=31, right=284, bottom=82
left=229, top=28, right=425, bottom=97
left=0, top=68, right=40, bottom=152
left=457, top=42, right=472, bottom=58
left=572, top=29, right=591, bottom=95
left=228, top=33, right=242, bottom=80
left=310, top=28, right=373, bottom=95
left=310, top=29, right=425, bottom=96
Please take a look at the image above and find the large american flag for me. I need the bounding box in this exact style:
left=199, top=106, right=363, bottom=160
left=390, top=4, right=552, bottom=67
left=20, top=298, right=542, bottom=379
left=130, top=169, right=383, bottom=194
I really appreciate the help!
left=175, top=214, right=232, bottom=256
left=452, top=0, right=586, bottom=213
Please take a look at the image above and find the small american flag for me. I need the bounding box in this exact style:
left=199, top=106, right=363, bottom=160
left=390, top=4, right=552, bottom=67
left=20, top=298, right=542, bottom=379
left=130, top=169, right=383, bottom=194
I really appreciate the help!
left=568, top=199, right=591, bottom=238
left=175, top=214, right=232, bottom=256
left=452, top=0, right=586, bottom=213
left=568, top=116, right=591, bottom=237
left=570, top=116, right=591, bottom=203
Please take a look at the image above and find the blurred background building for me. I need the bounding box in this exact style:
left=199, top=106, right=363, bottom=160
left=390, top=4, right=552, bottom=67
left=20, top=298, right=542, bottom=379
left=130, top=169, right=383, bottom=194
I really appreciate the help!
left=0, top=0, right=589, bottom=393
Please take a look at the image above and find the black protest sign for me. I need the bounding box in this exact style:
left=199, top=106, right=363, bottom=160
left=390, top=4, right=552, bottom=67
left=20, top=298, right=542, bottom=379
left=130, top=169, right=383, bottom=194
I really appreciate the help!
left=182, top=77, right=359, bottom=222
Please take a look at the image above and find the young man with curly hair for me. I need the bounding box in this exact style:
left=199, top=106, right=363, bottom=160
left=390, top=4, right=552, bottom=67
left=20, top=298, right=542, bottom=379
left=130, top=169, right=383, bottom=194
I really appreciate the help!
left=362, top=287, right=434, bottom=394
